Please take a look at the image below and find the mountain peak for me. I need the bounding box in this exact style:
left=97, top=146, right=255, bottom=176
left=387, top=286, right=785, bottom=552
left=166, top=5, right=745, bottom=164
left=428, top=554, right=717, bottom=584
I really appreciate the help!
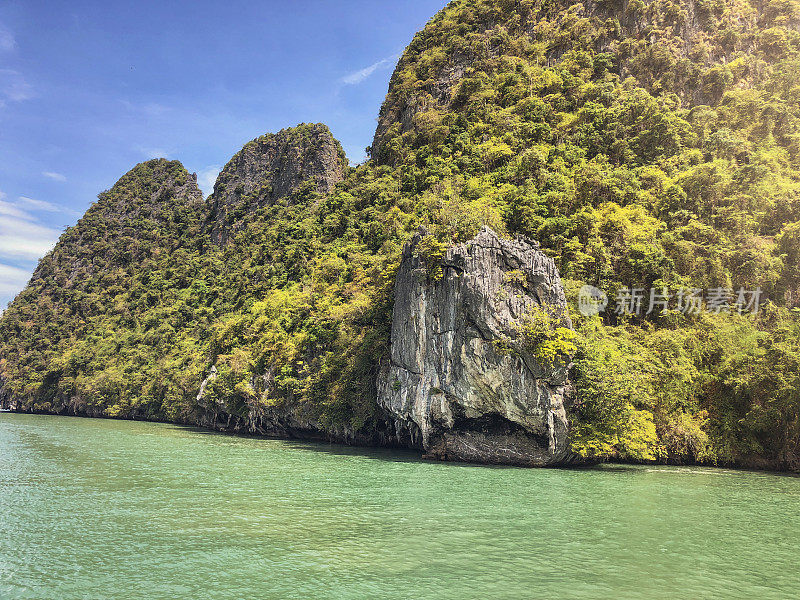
left=208, top=123, right=348, bottom=244
left=371, top=0, right=798, bottom=166
left=99, top=159, right=201, bottom=211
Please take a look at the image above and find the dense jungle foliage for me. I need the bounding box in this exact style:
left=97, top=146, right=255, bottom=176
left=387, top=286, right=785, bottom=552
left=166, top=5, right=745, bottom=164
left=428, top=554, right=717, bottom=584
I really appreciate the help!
left=2, top=0, right=800, bottom=469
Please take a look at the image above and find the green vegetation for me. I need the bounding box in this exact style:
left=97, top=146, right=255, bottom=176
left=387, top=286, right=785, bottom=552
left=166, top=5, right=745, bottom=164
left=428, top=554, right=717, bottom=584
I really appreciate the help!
left=2, top=0, right=800, bottom=469
left=370, top=0, right=800, bottom=469
left=494, top=305, right=577, bottom=369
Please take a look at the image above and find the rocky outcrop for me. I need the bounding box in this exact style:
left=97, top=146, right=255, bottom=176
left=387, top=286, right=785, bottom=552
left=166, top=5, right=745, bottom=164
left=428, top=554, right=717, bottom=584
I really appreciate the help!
left=208, top=123, right=348, bottom=244
left=377, top=227, right=575, bottom=466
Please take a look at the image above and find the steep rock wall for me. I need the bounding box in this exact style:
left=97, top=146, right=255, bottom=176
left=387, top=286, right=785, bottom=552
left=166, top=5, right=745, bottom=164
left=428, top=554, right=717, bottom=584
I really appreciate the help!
left=377, top=227, right=575, bottom=466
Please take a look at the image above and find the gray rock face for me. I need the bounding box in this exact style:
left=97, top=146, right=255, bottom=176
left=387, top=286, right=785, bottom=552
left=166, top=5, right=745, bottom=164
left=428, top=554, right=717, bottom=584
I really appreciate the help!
left=377, top=227, right=575, bottom=466
left=372, top=51, right=471, bottom=165
left=209, top=123, right=347, bottom=243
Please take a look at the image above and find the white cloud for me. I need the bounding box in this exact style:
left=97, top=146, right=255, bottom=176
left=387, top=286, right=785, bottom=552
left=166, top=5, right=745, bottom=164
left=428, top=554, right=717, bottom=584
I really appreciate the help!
left=0, top=192, right=61, bottom=261
left=0, top=25, right=15, bottom=53
left=5, top=79, right=32, bottom=101
left=197, top=165, right=222, bottom=196
left=0, top=199, right=34, bottom=221
left=0, top=196, right=72, bottom=222
left=18, top=196, right=64, bottom=213
left=0, top=190, right=63, bottom=303
left=0, top=262, right=32, bottom=296
left=141, top=102, right=170, bottom=117
left=341, top=56, right=397, bottom=85
left=0, top=215, right=60, bottom=260
left=42, top=171, right=67, bottom=182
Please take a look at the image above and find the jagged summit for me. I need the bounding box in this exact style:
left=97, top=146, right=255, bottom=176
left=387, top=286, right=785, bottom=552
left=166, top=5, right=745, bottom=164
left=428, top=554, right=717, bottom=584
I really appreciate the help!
left=208, top=123, right=348, bottom=244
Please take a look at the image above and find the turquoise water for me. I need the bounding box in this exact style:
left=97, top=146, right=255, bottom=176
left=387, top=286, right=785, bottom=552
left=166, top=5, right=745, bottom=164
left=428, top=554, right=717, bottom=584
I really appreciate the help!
left=1, top=414, right=799, bottom=599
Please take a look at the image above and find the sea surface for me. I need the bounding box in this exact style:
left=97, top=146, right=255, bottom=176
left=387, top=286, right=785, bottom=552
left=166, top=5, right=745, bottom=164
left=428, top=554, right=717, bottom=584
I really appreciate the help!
left=1, top=413, right=799, bottom=599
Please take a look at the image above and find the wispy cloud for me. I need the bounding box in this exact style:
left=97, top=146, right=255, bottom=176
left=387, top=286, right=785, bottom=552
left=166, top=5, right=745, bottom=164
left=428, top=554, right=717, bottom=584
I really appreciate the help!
left=0, top=69, right=33, bottom=103
left=5, top=80, right=32, bottom=101
left=0, top=216, right=60, bottom=260
left=138, top=146, right=170, bottom=160
left=0, top=24, right=15, bottom=53
left=19, top=196, right=69, bottom=213
left=0, top=191, right=63, bottom=262
left=120, top=99, right=171, bottom=117
left=0, top=199, right=34, bottom=221
left=0, top=262, right=33, bottom=297
left=42, top=171, right=67, bottom=182
left=341, top=55, right=397, bottom=85
left=0, top=195, right=72, bottom=221
left=197, top=165, right=221, bottom=196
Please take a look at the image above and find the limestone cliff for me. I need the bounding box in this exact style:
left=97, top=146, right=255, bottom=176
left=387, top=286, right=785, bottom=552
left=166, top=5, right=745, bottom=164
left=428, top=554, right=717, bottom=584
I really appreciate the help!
left=377, top=227, right=575, bottom=466
left=208, top=123, right=347, bottom=244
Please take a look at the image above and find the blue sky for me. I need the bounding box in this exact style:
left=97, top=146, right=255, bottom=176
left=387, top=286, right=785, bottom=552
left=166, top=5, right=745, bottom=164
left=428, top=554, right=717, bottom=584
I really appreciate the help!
left=0, top=0, right=446, bottom=309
